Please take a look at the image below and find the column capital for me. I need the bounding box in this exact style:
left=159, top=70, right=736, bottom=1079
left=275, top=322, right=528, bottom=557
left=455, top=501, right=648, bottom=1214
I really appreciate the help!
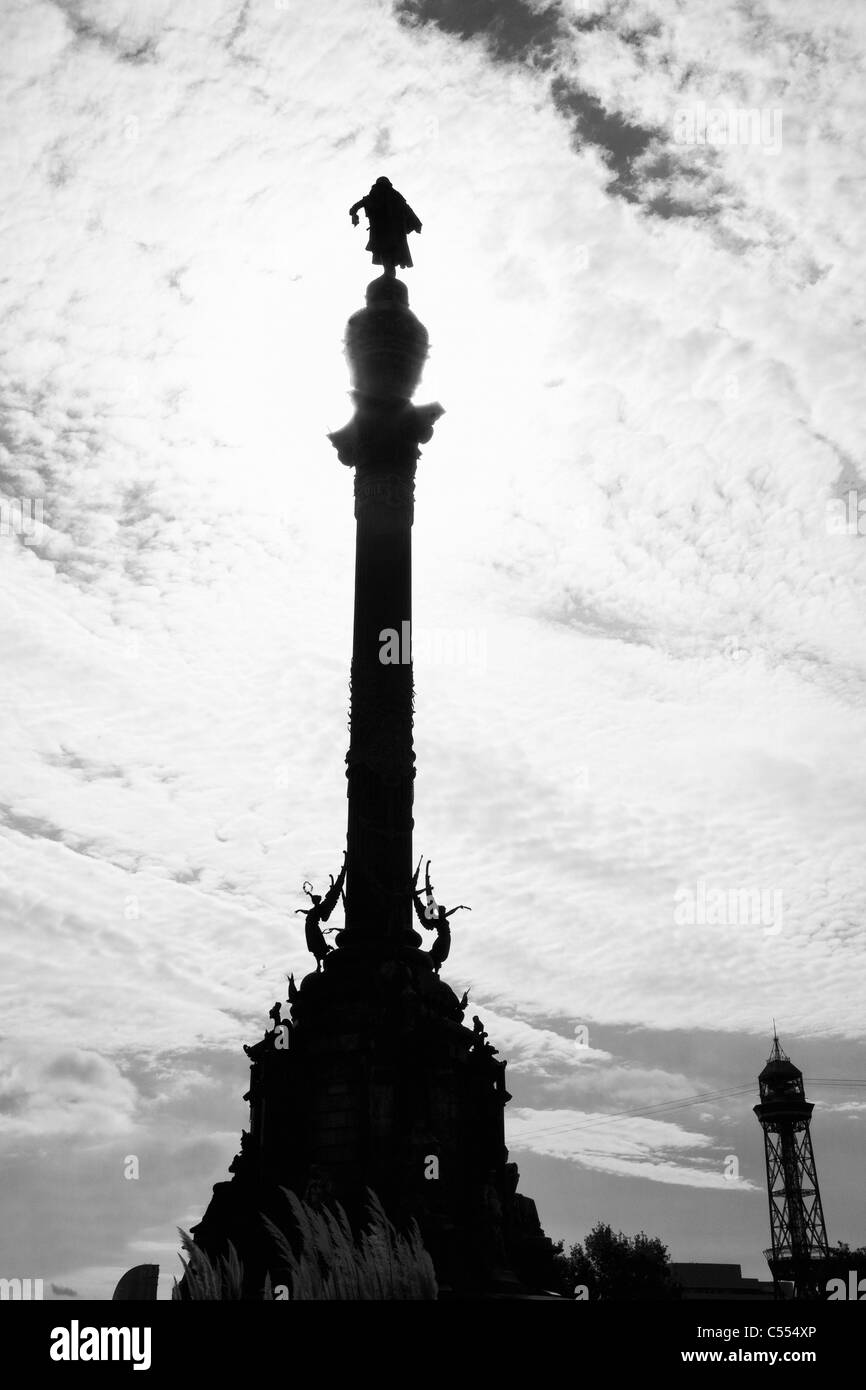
left=328, top=398, right=444, bottom=475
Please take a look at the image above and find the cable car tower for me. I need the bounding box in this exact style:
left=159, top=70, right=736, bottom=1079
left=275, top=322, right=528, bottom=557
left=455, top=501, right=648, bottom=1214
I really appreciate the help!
left=754, top=1032, right=830, bottom=1298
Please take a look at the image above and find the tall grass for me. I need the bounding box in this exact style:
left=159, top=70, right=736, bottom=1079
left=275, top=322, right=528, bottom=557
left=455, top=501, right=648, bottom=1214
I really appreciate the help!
left=173, top=1232, right=248, bottom=1301
left=174, top=1188, right=437, bottom=1301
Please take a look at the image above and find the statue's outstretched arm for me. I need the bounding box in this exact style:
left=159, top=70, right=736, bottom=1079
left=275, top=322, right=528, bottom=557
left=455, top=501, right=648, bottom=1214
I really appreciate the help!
left=335, top=853, right=347, bottom=893
left=320, top=854, right=347, bottom=921
left=320, top=878, right=337, bottom=922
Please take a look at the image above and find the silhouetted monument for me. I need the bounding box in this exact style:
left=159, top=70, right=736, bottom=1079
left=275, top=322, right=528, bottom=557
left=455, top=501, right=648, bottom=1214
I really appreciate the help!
left=189, top=183, right=557, bottom=1297
left=411, top=858, right=470, bottom=975
left=294, top=856, right=346, bottom=970
left=349, top=176, right=421, bottom=274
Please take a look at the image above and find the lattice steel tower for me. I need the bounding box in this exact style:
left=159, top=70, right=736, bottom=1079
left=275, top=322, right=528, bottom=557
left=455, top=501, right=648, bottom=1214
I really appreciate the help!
left=754, top=1034, right=829, bottom=1298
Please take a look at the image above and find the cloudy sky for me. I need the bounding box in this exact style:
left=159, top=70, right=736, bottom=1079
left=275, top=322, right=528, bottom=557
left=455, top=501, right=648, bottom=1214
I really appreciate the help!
left=1, top=0, right=865, bottom=1298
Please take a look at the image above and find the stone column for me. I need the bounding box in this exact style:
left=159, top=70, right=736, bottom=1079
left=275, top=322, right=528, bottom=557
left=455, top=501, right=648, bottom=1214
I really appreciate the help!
left=328, top=275, right=442, bottom=948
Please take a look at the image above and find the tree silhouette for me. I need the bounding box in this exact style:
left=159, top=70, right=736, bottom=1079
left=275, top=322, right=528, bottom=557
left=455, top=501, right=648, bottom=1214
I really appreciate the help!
left=564, top=1222, right=682, bottom=1300
left=826, top=1241, right=866, bottom=1293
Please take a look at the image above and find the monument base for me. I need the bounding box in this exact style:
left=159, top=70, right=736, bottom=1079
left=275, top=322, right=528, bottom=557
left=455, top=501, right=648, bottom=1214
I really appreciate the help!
left=190, top=941, right=560, bottom=1298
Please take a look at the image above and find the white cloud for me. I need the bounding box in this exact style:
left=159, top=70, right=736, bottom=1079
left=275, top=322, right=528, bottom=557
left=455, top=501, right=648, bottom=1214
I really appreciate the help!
left=0, top=1045, right=138, bottom=1139
left=507, top=1106, right=759, bottom=1189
